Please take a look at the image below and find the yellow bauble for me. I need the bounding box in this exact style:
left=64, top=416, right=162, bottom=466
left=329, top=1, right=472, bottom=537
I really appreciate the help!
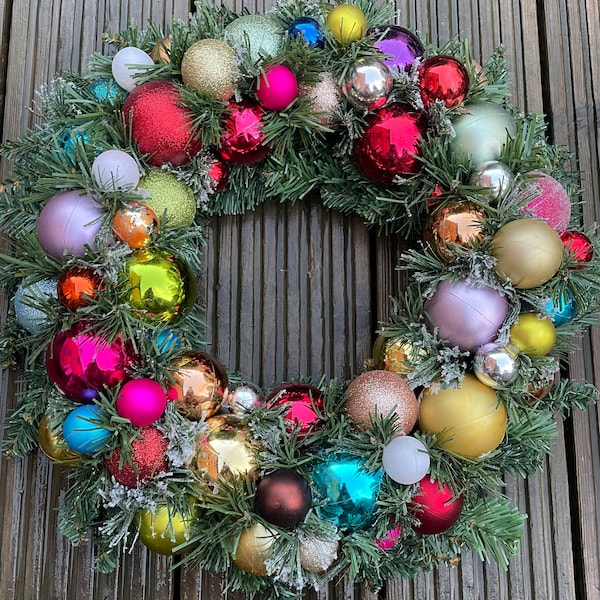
left=509, top=313, right=556, bottom=356
left=232, top=523, right=277, bottom=576
left=419, top=374, right=507, bottom=459
left=490, top=218, right=564, bottom=289
left=326, top=4, right=367, bottom=44
left=137, top=502, right=199, bottom=555
left=181, top=39, right=237, bottom=101
left=38, top=414, right=81, bottom=465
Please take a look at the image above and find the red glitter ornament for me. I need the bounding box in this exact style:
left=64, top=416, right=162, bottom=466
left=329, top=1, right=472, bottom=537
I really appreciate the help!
left=104, top=427, right=169, bottom=488
left=409, top=475, right=464, bottom=535
left=57, top=267, right=103, bottom=310
left=122, top=80, right=202, bottom=167
left=418, top=55, right=470, bottom=108
left=207, top=157, right=229, bottom=193
left=353, top=104, right=426, bottom=183
left=218, top=101, right=270, bottom=165
left=560, top=230, right=594, bottom=267
left=266, top=383, right=324, bottom=437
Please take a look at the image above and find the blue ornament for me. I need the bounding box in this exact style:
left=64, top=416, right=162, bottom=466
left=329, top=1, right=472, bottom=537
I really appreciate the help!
left=310, top=454, right=381, bottom=531
left=13, top=277, right=58, bottom=334
left=87, top=77, right=125, bottom=103
left=288, top=17, right=324, bottom=48
left=62, top=405, right=111, bottom=454
left=153, top=328, right=183, bottom=353
left=544, top=291, right=576, bottom=326
left=58, top=129, right=90, bottom=158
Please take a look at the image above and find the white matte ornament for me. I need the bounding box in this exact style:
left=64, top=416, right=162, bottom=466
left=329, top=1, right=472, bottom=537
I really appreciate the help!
left=92, top=150, right=140, bottom=191
left=111, top=47, right=154, bottom=91
left=382, top=436, right=430, bottom=484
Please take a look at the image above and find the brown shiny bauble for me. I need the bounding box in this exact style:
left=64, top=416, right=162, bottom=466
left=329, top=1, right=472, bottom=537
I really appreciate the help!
left=112, top=202, right=159, bottom=249
left=424, top=200, right=486, bottom=261
left=255, top=469, right=312, bottom=529
left=38, top=414, right=81, bottom=465
left=57, top=267, right=103, bottom=310
left=168, top=351, right=228, bottom=420
left=232, top=523, right=277, bottom=576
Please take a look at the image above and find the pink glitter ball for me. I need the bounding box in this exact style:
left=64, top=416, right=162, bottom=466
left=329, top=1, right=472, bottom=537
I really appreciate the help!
left=520, top=171, right=571, bottom=232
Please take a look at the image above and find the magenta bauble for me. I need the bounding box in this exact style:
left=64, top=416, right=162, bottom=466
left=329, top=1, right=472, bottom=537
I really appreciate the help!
left=46, top=321, right=136, bottom=402
left=37, top=190, right=105, bottom=261
left=519, top=171, right=571, bottom=232
left=255, top=64, right=299, bottom=111
left=266, top=383, right=324, bottom=437
left=423, top=278, right=509, bottom=352
left=409, top=475, right=464, bottom=534
left=116, top=378, right=167, bottom=426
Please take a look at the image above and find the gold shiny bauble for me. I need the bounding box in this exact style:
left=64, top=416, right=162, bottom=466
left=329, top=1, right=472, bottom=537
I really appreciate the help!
left=151, top=36, right=171, bottom=64
left=419, top=374, right=507, bottom=459
left=181, top=39, right=237, bottom=101
left=373, top=335, right=424, bottom=374
left=137, top=502, right=199, bottom=555
left=38, top=414, right=81, bottom=465
left=509, top=312, right=557, bottom=356
left=194, top=415, right=256, bottom=481
left=169, top=351, right=228, bottom=420
left=491, top=218, right=564, bottom=289
left=326, top=4, right=367, bottom=44
left=424, top=200, right=486, bottom=260
left=232, top=523, right=277, bottom=576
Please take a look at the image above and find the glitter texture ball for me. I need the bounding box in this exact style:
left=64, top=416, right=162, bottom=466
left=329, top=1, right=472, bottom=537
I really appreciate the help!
left=509, top=312, right=556, bottom=356
left=561, top=230, right=594, bottom=267
left=46, top=322, right=136, bottom=402
left=92, top=149, right=140, bottom=191
left=138, top=170, right=196, bottom=228
left=418, top=55, right=470, bottom=108
left=137, top=502, right=199, bottom=555
left=14, top=277, right=58, bottom=333
left=302, top=71, right=341, bottom=128
left=181, top=39, right=237, bottom=101
left=354, top=104, right=426, bottom=183
left=37, top=190, right=105, bottom=261
left=266, top=383, right=324, bottom=437
left=311, top=454, right=382, bottom=531
left=57, top=267, right=103, bottom=311
left=62, top=405, right=111, bottom=455
left=122, top=80, right=202, bottom=167
left=123, top=248, right=194, bottom=323
left=409, top=475, right=464, bottom=535
left=112, top=202, right=159, bottom=248
left=224, top=15, right=283, bottom=63
left=299, top=533, right=338, bottom=573
left=105, top=427, right=169, bottom=487
left=87, top=77, right=125, bottom=103
left=343, top=57, right=392, bottom=110
left=255, top=64, right=299, bottom=111
left=519, top=171, right=572, bottom=232
left=419, top=374, right=508, bottom=459
left=288, top=17, right=324, bottom=48
left=232, top=523, right=278, bottom=576
left=344, top=370, right=418, bottom=433
left=111, top=46, right=154, bottom=91
left=326, top=4, right=367, bottom=44
left=381, top=435, right=430, bottom=485
left=370, top=25, right=424, bottom=71
left=116, top=378, right=167, bottom=426
left=38, top=414, right=81, bottom=465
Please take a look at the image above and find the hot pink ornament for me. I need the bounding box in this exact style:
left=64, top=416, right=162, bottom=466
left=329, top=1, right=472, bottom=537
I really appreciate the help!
left=116, top=378, right=167, bottom=426
left=519, top=171, right=571, bottom=232
left=266, top=383, right=324, bottom=437
left=255, top=65, right=299, bottom=111
left=376, top=523, right=402, bottom=550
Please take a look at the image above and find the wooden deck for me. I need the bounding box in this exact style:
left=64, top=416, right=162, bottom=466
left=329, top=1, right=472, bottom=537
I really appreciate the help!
left=0, top=0, right=599, bottom=598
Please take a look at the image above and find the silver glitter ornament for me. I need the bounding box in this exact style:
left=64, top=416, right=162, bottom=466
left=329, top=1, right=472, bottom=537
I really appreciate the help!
left=14, top=277, right=59, bottom=334
left=473, top=342, right=520, bottom=388
left=469, top=160, right=514, bottom=203
left=299, top=532, right=339, bottom=573
left=342, top=57, right=392, bottom=110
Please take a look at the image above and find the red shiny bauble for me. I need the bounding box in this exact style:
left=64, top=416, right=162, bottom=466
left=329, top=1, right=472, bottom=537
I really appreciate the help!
left=353, top=104, right=426, bottom=183
left=104, top=427, right=169, bottom=488
left=122, top=80, right=202, bottom=167
left=218, top=101, right=270, bottom=165
left=266, top=383, right=324, bottom=437
left=57, top=267, right=104, bottom=310
left=418, top=55, right=470, bottom=108
left=255, top=468, right=312, bottom=528
left=560, top=230, right=594, bottom=268
left=46, top=321, right=136, bottom=402
left=409, top=475, right=464, bottom=535
left=207, top=157, right=229, bottom=193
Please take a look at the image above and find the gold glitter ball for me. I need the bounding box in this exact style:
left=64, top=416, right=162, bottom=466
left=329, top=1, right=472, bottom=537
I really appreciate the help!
left=181, top=39, right=237, bottom=101
left=299, top=533, right=338, bottom=573
left=302, top=71, right=341, bottom=129
left=344, top=370, right=418, bottom=433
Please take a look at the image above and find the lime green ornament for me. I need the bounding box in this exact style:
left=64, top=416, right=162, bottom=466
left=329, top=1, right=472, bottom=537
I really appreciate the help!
left=139, top=170, right=196, bottom=228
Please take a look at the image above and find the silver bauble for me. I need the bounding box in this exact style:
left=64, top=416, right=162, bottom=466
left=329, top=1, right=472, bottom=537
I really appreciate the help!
left=473, top=343, right=520, bottom=389
left=14, top=277, right=59, bottom=334
left=343, top=57, right=392, bottom=110
left=470, top=160, right=514, bottom=203
left=227, top=384, right=264, bottom=415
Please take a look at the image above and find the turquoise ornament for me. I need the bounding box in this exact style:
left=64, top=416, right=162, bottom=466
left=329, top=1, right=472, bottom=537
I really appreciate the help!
left=544, top=291, right=576, bottom=326
left=62, top=405, right=111, bottom=454
left=310, top=454, right=382, bottom=531
left=153, top=328, right=183, bottom=353
left=87, top=77, right=125, bottom=103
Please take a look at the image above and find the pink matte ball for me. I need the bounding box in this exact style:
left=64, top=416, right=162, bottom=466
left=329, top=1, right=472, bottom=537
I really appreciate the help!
left=116, top=378, right=167, bottom=426
left=255, top=65, right=299, bottom=111
left=519, top=172, right=571, bottom=232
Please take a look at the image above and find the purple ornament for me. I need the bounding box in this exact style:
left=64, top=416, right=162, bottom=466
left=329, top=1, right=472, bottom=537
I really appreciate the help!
left=37, top=190, right=105, bottom=261
left=369, top=25, right=424, bottom=71
left=423, top=279, right=509, bottom=352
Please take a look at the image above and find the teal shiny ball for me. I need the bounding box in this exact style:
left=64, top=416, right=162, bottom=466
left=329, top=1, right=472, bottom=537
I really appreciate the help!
left=63, top=405, right=111, bottom=454
left=310, top=454, right=382, bottom=531
left=544, top=290, right=576, bottom=326
left=87, top=77, right=126, bottom=103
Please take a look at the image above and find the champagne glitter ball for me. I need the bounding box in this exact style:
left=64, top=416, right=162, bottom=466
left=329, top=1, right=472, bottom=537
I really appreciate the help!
left=139, top=170, right=196, bottom=228
left=299, top=533, right=339, bottom=573
left=181, top=39, right=237, bottom=101
left=302, top=72, right=341, bottom=128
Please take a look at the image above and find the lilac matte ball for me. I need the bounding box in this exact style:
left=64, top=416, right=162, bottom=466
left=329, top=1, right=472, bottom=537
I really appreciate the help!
left=423, top=279, right=509, bottom=352
left=37, top=190, right=105, bottom=261
left=116, top=378, right=167, bottom=426
left=92, top=150, right=140, bottom=191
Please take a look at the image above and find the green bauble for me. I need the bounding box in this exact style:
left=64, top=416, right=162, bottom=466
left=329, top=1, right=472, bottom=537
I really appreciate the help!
left=451, top=101, right=517, bottom=164
left=224, top=15, right=283, bottom=64
left=139, top=170, right=196, bottom=228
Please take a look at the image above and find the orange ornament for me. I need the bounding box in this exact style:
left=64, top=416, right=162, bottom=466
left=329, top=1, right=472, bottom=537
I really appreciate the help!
left=112, top=202, right=159, bottom=248
left=57, top=267, right=103, bottom=310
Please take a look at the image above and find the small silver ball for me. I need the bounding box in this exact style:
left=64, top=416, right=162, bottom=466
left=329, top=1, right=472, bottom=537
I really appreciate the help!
left=473, top=343, right=519, bottom=388
left=343, top=57, right=392, bottom=110
left=470, top=160, right=514, bottom=202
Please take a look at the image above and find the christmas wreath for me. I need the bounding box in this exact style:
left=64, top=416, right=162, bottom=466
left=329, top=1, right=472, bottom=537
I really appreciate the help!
left=2, top=0, right=599, bottom=597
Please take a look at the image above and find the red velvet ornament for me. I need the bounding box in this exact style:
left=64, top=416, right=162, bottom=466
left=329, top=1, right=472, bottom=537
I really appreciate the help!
left=353, top=104, right=426, bottom=183
left=560, top=230, right=594, bottom=267
left=409, top=475, right=464, bottom=535
left=418, top=55, right=470, bottom=108
left=122, top=80, right=202, bottom=167
left=266, top=383, right=324, bottom=437
left=218, top=101, right=270, bottom=165
left=255, top=468, right=312, bottom=528
left=207, top=157, right=229, bottom=193
left=57, top=267, right=103, bottom=310
left=104, top=427, right=169, bottom=488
